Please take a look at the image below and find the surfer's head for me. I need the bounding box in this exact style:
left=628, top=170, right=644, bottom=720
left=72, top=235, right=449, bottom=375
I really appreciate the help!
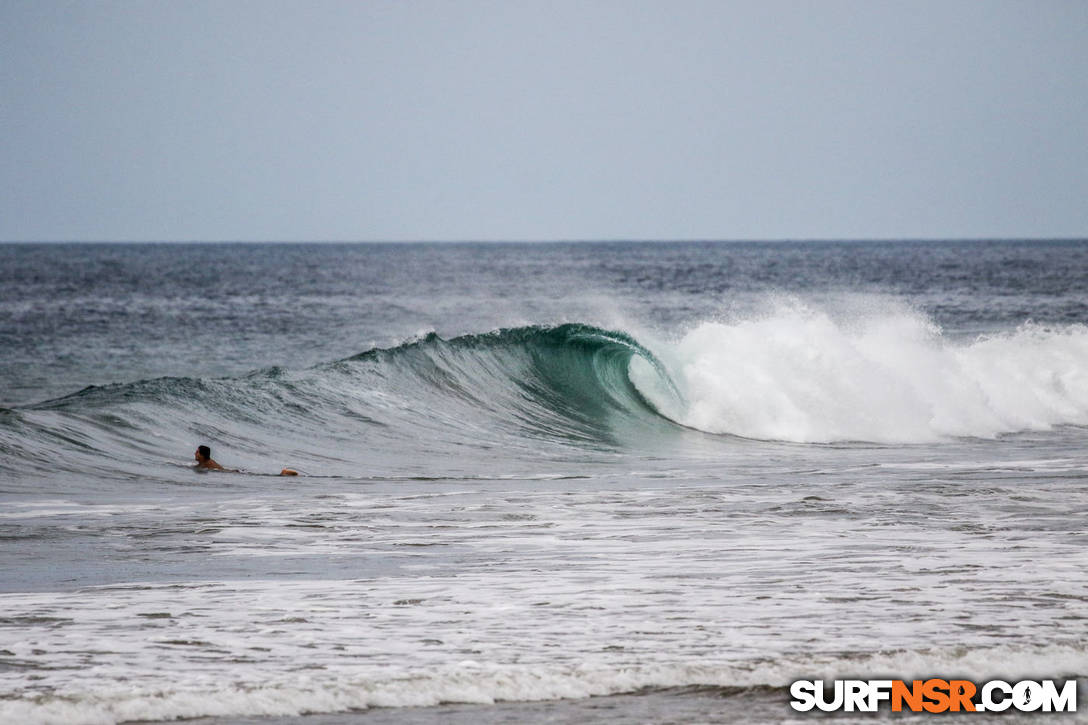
left=196, top=445, right=211, bottom=463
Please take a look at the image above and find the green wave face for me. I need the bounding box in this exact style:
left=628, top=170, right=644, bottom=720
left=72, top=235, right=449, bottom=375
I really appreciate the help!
left=342, top=323, right=684, bottom=447
left=3, top=324, right=689, bottom=477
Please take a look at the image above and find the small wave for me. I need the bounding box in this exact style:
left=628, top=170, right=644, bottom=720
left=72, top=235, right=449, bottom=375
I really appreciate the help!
left=2, top=644, right=1084, bottom=725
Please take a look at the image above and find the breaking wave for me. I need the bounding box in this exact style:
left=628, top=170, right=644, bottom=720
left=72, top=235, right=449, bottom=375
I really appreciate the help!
left=3, top=307, right=1088, bottom=481
left=641, top=301, right=1088, bottom=443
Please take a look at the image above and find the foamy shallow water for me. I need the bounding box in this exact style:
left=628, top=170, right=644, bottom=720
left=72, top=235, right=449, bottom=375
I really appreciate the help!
left=4, top=447, right=1088, bottom=723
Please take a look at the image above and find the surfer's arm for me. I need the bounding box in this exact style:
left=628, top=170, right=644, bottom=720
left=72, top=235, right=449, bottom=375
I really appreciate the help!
left=195, top=460, right=239, bottom=473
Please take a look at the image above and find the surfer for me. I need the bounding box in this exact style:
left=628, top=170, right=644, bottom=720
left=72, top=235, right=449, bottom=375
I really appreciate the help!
left=194, top=444, right=298, bottom=476
left=194, top=445, right=231, bottom=471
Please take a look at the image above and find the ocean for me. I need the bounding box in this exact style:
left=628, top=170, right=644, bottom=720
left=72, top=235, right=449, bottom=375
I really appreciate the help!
left=2, top=240, right=1087, bottom=723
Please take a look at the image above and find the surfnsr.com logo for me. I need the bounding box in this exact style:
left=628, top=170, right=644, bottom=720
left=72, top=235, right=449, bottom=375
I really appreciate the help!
left=790, top=679, right=1077, bottom=713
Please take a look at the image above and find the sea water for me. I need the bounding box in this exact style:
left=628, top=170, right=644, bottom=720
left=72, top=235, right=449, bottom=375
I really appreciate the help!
left=1, top=241, right=1087, bottom=723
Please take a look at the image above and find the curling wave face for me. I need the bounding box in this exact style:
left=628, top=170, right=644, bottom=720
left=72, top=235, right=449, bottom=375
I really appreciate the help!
left=0, top=324, right=683, bottom=482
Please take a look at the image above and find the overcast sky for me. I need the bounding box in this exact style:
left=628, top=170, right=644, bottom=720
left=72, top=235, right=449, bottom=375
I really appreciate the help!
left=2, top=0, right=1087, bottom=241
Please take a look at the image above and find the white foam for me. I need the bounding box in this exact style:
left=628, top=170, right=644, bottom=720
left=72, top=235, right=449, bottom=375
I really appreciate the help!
left=0, top=500, right=160, bottom=519
left=4, top=645, right=1086, bottom=725
left=636, top=300, right=1088, bottom=443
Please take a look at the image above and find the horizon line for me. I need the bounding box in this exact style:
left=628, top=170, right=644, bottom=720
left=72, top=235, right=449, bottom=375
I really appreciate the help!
left=3, top=236, right=1087, bottom=245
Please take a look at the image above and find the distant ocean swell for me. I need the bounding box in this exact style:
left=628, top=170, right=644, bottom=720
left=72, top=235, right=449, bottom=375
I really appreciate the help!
left=3, top=306, right=1088, bottom=478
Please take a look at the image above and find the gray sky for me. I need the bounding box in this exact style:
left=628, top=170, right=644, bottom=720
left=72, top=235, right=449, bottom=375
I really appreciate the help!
left=2, top=0, right=1087, bottom=241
